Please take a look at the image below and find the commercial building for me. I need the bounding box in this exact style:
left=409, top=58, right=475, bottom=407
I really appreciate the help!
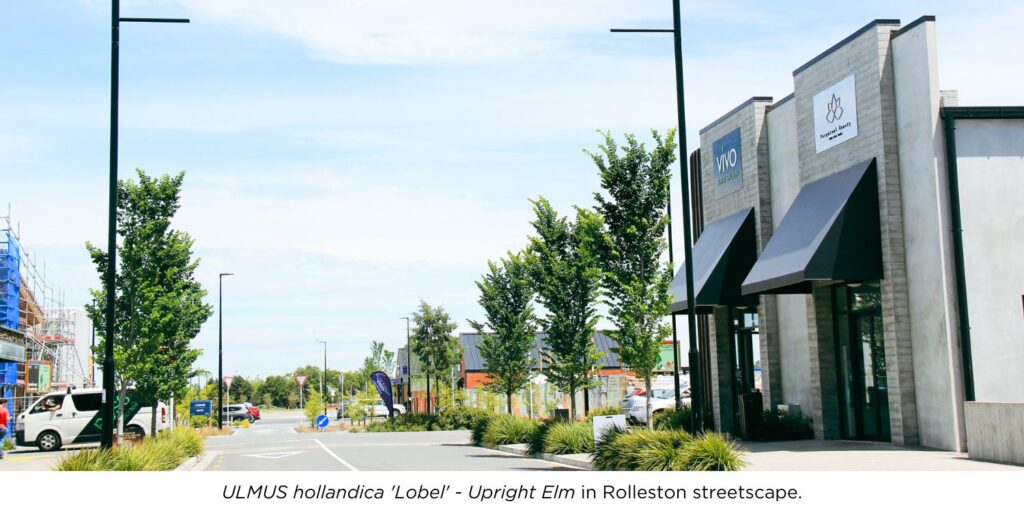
left=670, top=16, right=1023, bottom=463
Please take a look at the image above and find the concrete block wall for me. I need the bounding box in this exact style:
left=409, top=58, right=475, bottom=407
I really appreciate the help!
left=791, top=20, right=919, bottom=445
left=697, top=97, right=780, bottom=430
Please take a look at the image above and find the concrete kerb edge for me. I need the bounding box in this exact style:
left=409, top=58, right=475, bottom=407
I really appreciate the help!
left=177, top=449, right=221, bottom=471
left=480, top=442, right=595, bottom=470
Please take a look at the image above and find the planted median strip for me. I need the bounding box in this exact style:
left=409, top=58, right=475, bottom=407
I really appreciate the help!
left=53, top=428, right=205, bottom=471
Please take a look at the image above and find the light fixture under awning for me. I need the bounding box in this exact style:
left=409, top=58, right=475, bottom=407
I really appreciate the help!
left=741, top=158, right=882, bottom=295
left=669, top=207, right=758, bottom=313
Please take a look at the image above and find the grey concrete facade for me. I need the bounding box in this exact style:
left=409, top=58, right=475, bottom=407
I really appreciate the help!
left=690, top=16, right=1024, bottom=453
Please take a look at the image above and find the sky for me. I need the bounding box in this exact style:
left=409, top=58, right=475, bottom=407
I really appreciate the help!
left=1, top=1, right=1021, bottom=378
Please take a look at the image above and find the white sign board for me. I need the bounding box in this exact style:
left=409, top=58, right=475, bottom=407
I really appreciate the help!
left=593, top=414, right=628, bottom=443
left=813, top=74, right=859, bottom=153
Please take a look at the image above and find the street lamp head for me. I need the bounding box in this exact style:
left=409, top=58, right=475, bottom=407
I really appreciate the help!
left=219, top=272, right=234, bottom=277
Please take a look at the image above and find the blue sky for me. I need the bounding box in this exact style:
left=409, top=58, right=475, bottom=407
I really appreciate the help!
left=2, top=1, right=1021, bottom=378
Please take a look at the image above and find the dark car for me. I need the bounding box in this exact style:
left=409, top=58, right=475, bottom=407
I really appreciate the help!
left=222, top=404, right=254, bottom=423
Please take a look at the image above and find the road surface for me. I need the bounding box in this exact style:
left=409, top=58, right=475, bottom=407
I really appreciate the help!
left=200, top=414, right=576, bottom=471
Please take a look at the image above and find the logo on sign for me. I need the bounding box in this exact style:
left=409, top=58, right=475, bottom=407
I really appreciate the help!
left=712, top=128, right=743, bottom=198
left=294, top=375, right=308, bottom=388
left=813, top=74, right=859, bottom=153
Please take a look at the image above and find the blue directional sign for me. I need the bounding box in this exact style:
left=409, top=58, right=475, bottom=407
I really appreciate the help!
left=190, top=400, right=213, bottom=417
left=316, top=414, right=329, bottom=428
left=402, top=365, right=409, bottom=375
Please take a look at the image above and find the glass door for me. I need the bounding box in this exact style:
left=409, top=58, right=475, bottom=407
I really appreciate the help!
left=833, top=282, right=890, bottom=442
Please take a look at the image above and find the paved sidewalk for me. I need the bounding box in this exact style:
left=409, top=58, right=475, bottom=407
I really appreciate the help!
left=740, top=440, right=1024, bottom=471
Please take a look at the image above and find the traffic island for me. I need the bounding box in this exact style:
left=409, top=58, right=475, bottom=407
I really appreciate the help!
left=481, top=442, right=594, bottom=470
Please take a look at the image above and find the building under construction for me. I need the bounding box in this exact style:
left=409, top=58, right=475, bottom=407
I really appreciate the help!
left=0, top=214, right=88, bottom=423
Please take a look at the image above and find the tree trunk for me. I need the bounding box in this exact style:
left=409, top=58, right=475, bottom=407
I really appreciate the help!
left=151, top=397, right=159, bottom=438
left=425, top=370, right=431, bottom=415
left=569, top=384, right=576, bottom=422
left=117, top=382, right=126, bottom=444
left=506, top=392, right=512, bottom=415
left=645, top=377, right=654, bottom=431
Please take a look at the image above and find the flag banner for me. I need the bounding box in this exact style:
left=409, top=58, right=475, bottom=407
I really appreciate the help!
left=370, top=371, right=394, bottom=416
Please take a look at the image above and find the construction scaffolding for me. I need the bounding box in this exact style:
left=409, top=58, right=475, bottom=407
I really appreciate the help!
left=0, top=211, right=88, bottom=417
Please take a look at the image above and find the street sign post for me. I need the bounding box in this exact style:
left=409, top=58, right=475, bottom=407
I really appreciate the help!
left=190, top=400, right=212, bottom=416
left=316, top=414, right=329, bottom=429
left=295, top=374, right=307, bottom=410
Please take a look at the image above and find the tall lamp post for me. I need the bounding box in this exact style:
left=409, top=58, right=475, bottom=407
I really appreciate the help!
left=401, top=317, right=411, bottom=411
left=101, top=1, right=189, bottom=450
left=318, top=340, right=327, bottom=415
left=217, top=273, right=233, bottom=429
left=611, top=0, right=703, bottom=431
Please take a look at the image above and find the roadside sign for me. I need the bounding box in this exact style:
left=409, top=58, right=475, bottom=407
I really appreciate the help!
left=402, top=365, right=409, bottom=375
left=224, top=376, right=234, bottom=390
left=189, top=400, right=213, bottom=417
left=295, top=375, right=308, bottom=388
left=593, top=414, right=627, bottom=443
left=316, top=414, right=329, bottom=429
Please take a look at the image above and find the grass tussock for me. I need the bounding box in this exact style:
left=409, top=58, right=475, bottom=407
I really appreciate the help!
left=54, top=428, right=204, bottom=471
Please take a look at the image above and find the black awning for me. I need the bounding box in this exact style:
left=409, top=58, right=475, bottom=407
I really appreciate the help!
left=741, top=158, right=882, bottom=295
left=669, top=207, right=758, bottom=313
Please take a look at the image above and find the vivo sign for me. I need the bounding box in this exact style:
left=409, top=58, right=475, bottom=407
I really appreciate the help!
left=713, top=128, right=743, bottom=198
left=813, top=74, right=859, bottom=153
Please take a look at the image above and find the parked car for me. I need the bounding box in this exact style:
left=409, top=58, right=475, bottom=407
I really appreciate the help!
left=336, top=399, right=405, bottom=419
left=621, top=386, right=691, bottom=425
left=242, top=402, right=261, bottom=421
left=222, top=404, right=254, bottom=423
left=15, top=387, right=169, bottom=452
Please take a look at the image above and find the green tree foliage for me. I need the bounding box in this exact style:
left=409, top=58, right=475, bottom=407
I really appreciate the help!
left=469, top=251, right=537, bottom=414
left=261, top=375, right=293, bottom=407
left=589, top=130, right=676, bottom=429
left=304, top=390, right=324, bottom=427
left=525, top=197, right=603, bottom=421
left=410, top=301, right=461, bottom=414
left=85, top=169, right=213, bottom=437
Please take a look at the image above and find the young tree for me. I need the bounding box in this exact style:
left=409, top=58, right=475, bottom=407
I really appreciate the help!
left=410, top=301, right=461, bottom=414
left=469, top=251, right=537, bottom=415
left=86, top=169, right=213, bottom=439
left=590, top=131, right=676, bottom=429
left=526, top=198, right=604, bottom=421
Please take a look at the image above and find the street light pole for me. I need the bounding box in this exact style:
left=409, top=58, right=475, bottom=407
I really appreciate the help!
left=610, top=0, right=703, bottom=431
left=318, top=340, right=327, bottom=415
left=101, top=0, right=189, bottom=450
left=218, top=273, right=233, bottom=429
left=401, top=316, right=411, bottom=411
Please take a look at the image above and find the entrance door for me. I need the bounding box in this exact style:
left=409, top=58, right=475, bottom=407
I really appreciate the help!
left=833, top=282, right=890, bottom=442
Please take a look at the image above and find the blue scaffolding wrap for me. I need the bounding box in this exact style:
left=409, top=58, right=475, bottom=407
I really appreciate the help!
left=0, top=232, right=20, bottom=331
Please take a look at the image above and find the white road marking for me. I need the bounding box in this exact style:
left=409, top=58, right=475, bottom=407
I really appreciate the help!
left=313, top=438, right=359, bottom=472
left=243, top=451, right=306, bottom=460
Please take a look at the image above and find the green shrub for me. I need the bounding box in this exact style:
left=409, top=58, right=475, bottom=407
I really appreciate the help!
left=633, top=430, right=693, bottom=470
left=681, top=433, right=745, bottom=471
left=3, top=437, right=13, bottom=451
left=55, top=428, right=204, bottom=471
left=592, top=428, right=743, bottom=471
left=482, top=415, right=537, bottom=445
left=527, top=418, right=563, bottom=455
left=435, top=406, right=493, bottom=430
left=653, top=406, right=694, bottom=433
left=470, top=411, right=498, bottom=444
left=189, top=415, right=212, bottom=429
left=543, top=421, right=594, bottom=454
left=585, top=406, right=622, bottom=421
left=593, top=428, right=665, bottom=470
left=754, top=410, right=813, bottom=441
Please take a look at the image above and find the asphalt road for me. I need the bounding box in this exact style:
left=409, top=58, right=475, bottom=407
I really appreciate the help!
left=201, top=415, right=577, bottom=471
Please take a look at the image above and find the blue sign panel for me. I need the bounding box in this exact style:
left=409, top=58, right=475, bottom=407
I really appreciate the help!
left=316, top=414, right=329, bottom=428
left=190, top=400, right=213, bottom=417
left=402, top=365, right=409, bottom=375
left=712, top=128, right=743, bottom=198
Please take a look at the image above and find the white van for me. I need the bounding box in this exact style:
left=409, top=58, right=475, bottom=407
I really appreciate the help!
left=14, top=387, right=169, bottom=451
